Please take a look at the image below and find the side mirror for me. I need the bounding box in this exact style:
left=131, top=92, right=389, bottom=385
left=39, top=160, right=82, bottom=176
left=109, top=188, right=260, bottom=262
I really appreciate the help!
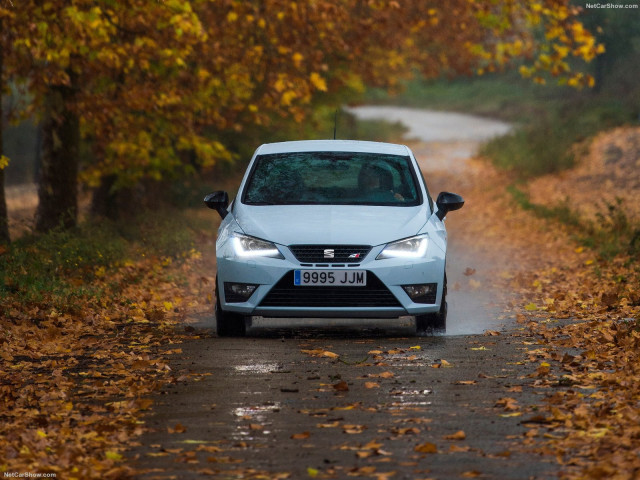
left=435, top=192, right=464, bottom=221
left=204, top=191, right=230, bottom=219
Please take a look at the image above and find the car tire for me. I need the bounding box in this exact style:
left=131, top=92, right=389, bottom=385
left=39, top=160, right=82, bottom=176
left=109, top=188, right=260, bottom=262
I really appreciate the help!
left=215, top=286, right=248, bottom=337
left=415, top=274, right=447, bottom=334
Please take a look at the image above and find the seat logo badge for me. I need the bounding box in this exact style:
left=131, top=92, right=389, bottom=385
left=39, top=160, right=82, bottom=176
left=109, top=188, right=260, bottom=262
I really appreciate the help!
left=323, top=249, right=335, bottom=259
left=348, top=253, right=361, bottom=259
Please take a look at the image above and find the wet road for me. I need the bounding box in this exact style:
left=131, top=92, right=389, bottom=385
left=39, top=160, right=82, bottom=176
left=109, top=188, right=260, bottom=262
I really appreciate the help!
left=134, top=332, right=555, bottom=479
left=132, top=108, right=555, bottom=479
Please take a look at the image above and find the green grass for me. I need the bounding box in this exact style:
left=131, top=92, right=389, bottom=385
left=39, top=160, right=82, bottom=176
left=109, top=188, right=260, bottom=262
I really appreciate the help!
left=481, top=99, right=634, bottom=178
left=0, top=210, right=204, bottom=312
left=508, top=185, right=640, bottom=259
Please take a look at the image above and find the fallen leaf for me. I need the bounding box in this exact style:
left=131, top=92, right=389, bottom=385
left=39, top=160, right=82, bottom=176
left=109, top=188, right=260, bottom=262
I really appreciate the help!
left=333, top=381, right=349, bottom=392
left=450, top=445, right=471, bottom=452
left=105, top=451, right=123, bottom=461
left=462, top=470, right=482, bottom=478
left=301, top=348, right=339, bottom=359
left=168, top=423, right=187, bottom=434
left=316, top=421, right=340, bottom=429
left=444, top=430, right=466, bottom=441
left=291, top=432, right=310, bottom=440
left=484, top=330, right=501, bottom=336
left=365, top=382, right=380, bottom=389
left=414, top=442, right=438, bottom=454
left=343, top=424, right=366, bottom=434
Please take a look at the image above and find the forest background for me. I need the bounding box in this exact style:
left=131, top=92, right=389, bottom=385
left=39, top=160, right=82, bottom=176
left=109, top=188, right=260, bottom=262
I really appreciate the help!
left=1, top=0, right=628, bottom=240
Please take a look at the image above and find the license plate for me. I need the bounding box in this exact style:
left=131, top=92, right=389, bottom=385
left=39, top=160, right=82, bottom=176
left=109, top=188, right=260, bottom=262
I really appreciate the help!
left=294, top=270, right=367, bottom=286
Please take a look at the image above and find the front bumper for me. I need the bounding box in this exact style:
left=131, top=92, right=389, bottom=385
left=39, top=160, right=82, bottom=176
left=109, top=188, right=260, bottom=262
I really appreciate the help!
left=216, top=243, right=446, bottom=319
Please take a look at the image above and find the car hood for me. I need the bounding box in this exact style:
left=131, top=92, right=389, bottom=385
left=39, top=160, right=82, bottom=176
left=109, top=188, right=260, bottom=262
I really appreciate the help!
left=233, top=204, right=429, bottom=246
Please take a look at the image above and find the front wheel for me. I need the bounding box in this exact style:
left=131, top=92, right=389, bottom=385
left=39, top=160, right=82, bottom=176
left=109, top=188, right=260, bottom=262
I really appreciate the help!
left=215, top=288, right=248, bottom=337
left=415, top=274, right=447, bottom=334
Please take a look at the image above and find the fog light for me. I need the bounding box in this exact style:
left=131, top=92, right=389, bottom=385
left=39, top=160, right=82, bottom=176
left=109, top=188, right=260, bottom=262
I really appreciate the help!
left=224, top=282, right=258, bottom=303
left=402, top=283, right=437, bottom=304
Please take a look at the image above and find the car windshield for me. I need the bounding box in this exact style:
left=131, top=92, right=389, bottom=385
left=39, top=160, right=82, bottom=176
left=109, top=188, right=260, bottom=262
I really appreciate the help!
left=242, top=152, right=422, bottom=206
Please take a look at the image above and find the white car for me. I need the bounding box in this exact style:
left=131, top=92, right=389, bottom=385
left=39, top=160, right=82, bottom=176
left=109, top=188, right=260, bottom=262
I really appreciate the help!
left=205, top=140, right=463, bottom=336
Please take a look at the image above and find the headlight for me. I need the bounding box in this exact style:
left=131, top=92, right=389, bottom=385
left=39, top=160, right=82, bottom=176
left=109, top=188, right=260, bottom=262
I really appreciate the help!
left=231, top=233, right=284, bottom=259
left=376, top=235, right=429, bottom=260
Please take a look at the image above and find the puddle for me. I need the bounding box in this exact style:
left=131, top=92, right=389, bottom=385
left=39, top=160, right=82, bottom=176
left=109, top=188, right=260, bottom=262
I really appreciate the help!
left=234, top=363, right=282, bottom=374
left=233, top=403, right=281, bottom=419
left=232, top=403, right=281, bottom=441
left=389, top=401, right=432, bottom=410
left=390, top=388, right=433, bottom=396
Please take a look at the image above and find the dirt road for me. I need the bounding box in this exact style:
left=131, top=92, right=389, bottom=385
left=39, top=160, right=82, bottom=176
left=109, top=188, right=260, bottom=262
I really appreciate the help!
left=130, top=108, right=557, bottom=479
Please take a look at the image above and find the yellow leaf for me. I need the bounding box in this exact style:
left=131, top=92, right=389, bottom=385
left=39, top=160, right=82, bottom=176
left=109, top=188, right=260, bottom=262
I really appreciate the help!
left=36, top=430, right=47, bottom=438
left=163, top=301, right=174, bottom=312
left=281, top=90, right=297, bottom=106
left=409, top=345, right=421, bottom=350
left=524, top=303, right=538, bottom=311
left=105, top=451, right=123, bottom=461
left=307, top=467, right=319, bottom=477
left=588, top=428, right=609, bottom=438
left=310, top=72, right=327, bottom=92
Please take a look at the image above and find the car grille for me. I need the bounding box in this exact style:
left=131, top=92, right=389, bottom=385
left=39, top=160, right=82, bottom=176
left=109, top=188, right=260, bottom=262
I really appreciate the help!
left=289, top=245, right=372, bottom=264
left=259, top=271, right=401, bottom=308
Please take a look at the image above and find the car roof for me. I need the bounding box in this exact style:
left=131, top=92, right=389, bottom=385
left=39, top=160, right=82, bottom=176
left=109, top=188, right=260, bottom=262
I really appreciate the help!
left=254, top=140, right=412, bottom=156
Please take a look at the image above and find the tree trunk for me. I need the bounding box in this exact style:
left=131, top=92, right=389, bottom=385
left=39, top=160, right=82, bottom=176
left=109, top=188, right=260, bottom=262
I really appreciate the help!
left=0, top=162, right=9, bottom=245
left=0, top=16, right=10, bottom=244
left=35, top=79, right=79, bottom=233
left=90, top=174, right=119, bottom=220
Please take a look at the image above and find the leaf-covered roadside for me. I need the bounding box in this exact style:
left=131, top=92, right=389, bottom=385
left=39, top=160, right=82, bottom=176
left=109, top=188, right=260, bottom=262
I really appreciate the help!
left=0, top=213, right=214, bottom=479
left=509, top=246, right=640, bottom=478
left=456, top=144, right=640, bottom=478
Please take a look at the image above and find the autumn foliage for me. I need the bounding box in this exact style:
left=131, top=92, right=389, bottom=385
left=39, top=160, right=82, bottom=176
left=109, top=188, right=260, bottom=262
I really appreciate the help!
left=0, top=0, right=602, bottom=233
